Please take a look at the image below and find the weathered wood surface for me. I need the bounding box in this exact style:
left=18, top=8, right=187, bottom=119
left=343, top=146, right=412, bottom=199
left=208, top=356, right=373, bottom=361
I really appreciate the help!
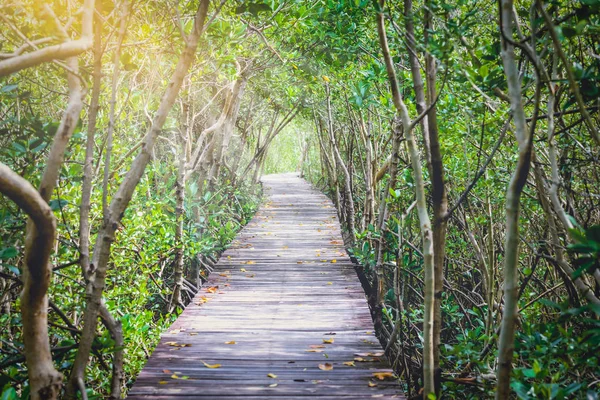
left=128, top=173, right=404, bottom=399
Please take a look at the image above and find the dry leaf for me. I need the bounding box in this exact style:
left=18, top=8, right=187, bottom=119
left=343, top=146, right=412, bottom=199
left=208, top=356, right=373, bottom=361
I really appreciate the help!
left=202, top=361, right=221, bottom=369
left=368, top=381, right=377, bottom=387
left=327, top=282, right=332, bottom=285
left=159, top=380, right=168, bottom=384
left=166, top=342, right=191, bottom=348
left=356, top=352, right=384, bottom=357
left=267, top=373, right=278, bottom=378
left=322, top=338, right=334, bottom=344
left=246, top=261, right=255, bottom=265
left=206, top=287, right=218, bottom=293
left=309, top=344, right=325, bottom=349
left=372, top=372, right=394, bottom=380
left=168, top=329, right=181, bottom=334
left=240, top=268, right=247, bottom=272
left=305, top=349, right=323, bottom=353
left=343, top=361, right=355, bottom=367
left=269, top=383, right=278, bottom=387
left=224, top=341, right=236, bottom=345
left=330, top=259, right=337, bottom=263
left=318, top=363, right=334, bottom=371
left=162, top=369, right=171, bottom=374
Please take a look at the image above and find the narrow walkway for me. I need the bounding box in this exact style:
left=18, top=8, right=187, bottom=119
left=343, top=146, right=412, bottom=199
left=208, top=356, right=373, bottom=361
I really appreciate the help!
left=128, top=173, right=404, bottom=399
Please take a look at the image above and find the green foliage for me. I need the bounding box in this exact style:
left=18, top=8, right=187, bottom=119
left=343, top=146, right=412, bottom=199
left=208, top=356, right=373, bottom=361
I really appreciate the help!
left=512, top=303, right=600, bottom=399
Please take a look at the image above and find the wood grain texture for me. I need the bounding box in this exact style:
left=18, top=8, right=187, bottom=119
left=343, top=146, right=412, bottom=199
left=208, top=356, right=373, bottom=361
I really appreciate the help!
left=128, top=173, right=404, bottom=399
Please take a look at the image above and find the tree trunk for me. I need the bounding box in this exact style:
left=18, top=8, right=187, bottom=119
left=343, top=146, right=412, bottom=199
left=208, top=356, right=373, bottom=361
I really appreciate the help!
left=0, top=163, right=60, bottom=400
left=325, top=84, right=355, bottom=244
left=496, top=0, right=534, bottom=396
left=66, top=2, right=211, bottom=396
left=376, top=2, right=436, bottom=396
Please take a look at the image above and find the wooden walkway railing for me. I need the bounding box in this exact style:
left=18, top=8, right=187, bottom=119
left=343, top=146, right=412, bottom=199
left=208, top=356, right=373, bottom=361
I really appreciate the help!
left=128, top=173, right=404, bottom=399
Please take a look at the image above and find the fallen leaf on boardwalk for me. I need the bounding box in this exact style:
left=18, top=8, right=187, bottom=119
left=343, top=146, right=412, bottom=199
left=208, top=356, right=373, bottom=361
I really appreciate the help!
left=245, top=261, right=256, bottom=264
left=368, top=381, right=377, bottom=387
left=267, top=373, right=278, bottom=378
left=227, top=256, right=231, bottom=259
left=309, top=344, right=325, bottom=349
left=206, top=287, right=218, bottom=293
left=219, top=273, right=229, bottom=277
left=224, top=341, right=236, bottom=345
left=240, top=268, right=247, bottom=272
left=282, top=245, right=289, bottom=249
left=246, top=274, right=255, bottom=278
left=372, top=372, right=395, bottom=380
left=159, top=380, right=168, bottom=384
left=202, top=361, right=221, bottom=369
left=166, top=342, right=191, bottom=347
left=354, top=357, right=368, bottom=362
left=327, top=282, right=332, bottom=285
left=189, top=332, right=198, bottom=336
left=343, top=361, right=356, bottom=367
left=322, top=338, right=334, bottom=344
left=372, top=395, right=384, bottom=398
left=168, top=329, right=181, bottom=334
left=330, top=259, right=337, bottom=263
left=305, top=349, right=323, bottom=353
left=320, top=259, right=327, bottom=262
left=297, top=261, right=303, bottom=264
left=197, top=296, right=210, bottom=304
left=356, top=352, right=384, bottom=357
left=163, top=369, right=171, bottom=374
left=366, top=331, right=372, bottom=335
left=318, top=363, right=333, bottom=371
left=269, top=383, right=278, bottom=387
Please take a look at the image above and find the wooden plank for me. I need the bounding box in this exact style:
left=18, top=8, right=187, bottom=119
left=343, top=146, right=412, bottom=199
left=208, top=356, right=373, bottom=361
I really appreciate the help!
left=127, top=173, right=404, bottom=399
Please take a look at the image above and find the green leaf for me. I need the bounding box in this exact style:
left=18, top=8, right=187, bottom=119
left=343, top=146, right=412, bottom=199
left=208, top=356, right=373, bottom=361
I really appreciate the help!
left=11, top=142, right=27, bottom=154
left=0, top=387, right=18, bottom=400
left=568, top=228, right=587, bottom=243
left=0, top=84, right=18, bottom=93
left=0, top=247, right=18, bottom=259
left=49, top=199, right=69, bottom=211
left=7, top=266, right=19, bottom=276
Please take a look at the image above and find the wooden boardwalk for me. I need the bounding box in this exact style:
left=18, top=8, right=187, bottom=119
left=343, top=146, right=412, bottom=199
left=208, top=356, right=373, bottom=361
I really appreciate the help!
left=128, top=173, right=404, bottom=399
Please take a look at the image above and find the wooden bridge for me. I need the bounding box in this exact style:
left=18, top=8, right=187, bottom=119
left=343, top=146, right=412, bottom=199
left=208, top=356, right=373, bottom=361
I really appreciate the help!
left=128, top=173, right=404, bottom=399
